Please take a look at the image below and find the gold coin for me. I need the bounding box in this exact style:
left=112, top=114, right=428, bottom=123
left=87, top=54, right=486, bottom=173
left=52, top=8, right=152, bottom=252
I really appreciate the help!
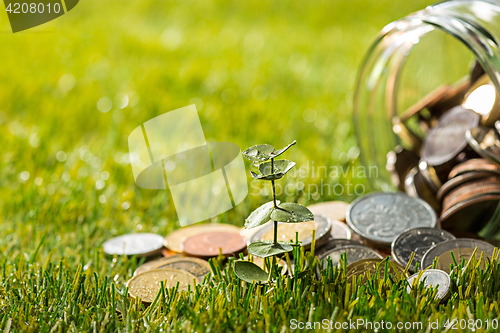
left=260, top=221, right=317, bottom=243
left=244, top=255, right=288, bottom=276
left=346, top=258, right=408, bottom=284
left=133, top=255, right=185, bottom=276
left=152, top=257, right=211, bottom=282
left=307, top=201, right=349, bottom=222
left=164, top=223, right=241, bottom=253
left=127, top=269, right=196, bottom=303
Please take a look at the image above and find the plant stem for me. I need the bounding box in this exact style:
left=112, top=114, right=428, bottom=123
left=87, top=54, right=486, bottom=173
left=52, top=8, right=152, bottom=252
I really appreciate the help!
left=271, top=157, right=278, bottom=245
left=273, top=220, right=278, bottom=245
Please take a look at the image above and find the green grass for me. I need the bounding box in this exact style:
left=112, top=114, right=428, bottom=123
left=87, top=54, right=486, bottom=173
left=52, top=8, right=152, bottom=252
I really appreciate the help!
left=4, top=0, right=498, bottom=331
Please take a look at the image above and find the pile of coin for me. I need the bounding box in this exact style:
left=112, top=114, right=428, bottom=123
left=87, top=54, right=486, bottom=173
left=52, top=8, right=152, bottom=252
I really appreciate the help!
left=388, top=63, right=500, bottom=238
left=314, top=194, right=497, bottom=290
left=104, top=212, right=336, bottom=304
left=104, top=193, right=498, bottom=305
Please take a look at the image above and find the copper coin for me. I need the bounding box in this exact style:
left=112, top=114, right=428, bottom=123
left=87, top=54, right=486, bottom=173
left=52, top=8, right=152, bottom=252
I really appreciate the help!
left=164, top=223, right=241, bottom=253
left=437, top=171, right=497, bottom=201
left=440, top=194, right=500, bottom=232
left=307, top=201, right=349, bottom=222
left=183, top=232, right=247, bottom=258
left=442, top=180, right=500, bottom=212
left=448, top=158, right=500, bottom=179
left=421, top=106, right=480, bottom=166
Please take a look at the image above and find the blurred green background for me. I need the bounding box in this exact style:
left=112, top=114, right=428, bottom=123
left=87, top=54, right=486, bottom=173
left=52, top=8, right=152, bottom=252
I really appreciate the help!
left=0, top=0, right=437, bottom=264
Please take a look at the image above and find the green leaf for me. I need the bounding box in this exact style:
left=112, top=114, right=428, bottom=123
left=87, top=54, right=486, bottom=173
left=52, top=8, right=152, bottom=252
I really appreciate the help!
left=242, top=144, right=275, bottom=163
left=244, top=201, right=280, bottom=229
left=271, top=203, right=314, bottom=223
left=247, top=241, right=293, bottom=258
left=242, top=141, right=297, bottom=163
left=272, top=140, right=297, bottom=158
left=234, top=261, right=269, bottom=283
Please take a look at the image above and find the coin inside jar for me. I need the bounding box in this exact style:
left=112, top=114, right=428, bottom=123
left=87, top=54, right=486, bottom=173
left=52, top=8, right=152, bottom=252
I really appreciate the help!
left=182, top=232, right=247, bottom=258
left=319, top=245, right=383, bottom=268
left=448, top=158, right=500, bottom=179
left=391, top=227, right=456, bottom=273
left=346, top=192, right=437, bottom=247
left=440, top=194, right=500, bottom=232
left=420, top=238, right=496, bottom=273
left=466, top=126, right=500, bottom=165
left=103, top=233, right=164, bottom=257
left=127, top=269, right=197, bottom=303
left=437, top=171, right=497, bottom=202
left=406, top=269, right=450, bottom=301
left=420, top=106, right=480, bottom=167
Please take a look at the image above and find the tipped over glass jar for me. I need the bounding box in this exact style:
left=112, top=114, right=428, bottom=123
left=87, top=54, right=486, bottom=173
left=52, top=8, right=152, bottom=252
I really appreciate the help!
left=354, top=0, right=500, bottom=238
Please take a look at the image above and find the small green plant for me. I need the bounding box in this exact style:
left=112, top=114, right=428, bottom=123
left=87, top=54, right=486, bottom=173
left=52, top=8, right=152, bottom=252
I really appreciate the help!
left=234, top=140, right=314, bottom=283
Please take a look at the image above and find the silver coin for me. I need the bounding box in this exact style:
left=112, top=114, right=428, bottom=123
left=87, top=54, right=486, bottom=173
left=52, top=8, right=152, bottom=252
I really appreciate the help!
left=391, top=227, right=456, bottom=273
left=250, top=214, right=331, bottom=250
left=406, top=269, right=450, bottom=300
left=466, top=126, right=500, bottom=165
left=346, top=192, right=437, bottom=247
left=421, top=238, right=496, bottom=273
left=330, top=220, right=352, bottom=239
left=315, top=237, right=364, bottom=258
left=103, top=233, right=164, bottom=257
left=319, top=245, right=383, bottom=268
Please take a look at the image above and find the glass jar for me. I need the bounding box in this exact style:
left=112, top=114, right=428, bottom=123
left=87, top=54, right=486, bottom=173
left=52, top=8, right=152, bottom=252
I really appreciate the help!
left=353, top=0, right=500, bottom=191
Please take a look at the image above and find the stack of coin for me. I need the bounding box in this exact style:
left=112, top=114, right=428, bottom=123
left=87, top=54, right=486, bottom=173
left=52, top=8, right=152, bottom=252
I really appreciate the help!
left=387, top=67, right=500, bottom=238
left=438, top=159, right=500, bottom=232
